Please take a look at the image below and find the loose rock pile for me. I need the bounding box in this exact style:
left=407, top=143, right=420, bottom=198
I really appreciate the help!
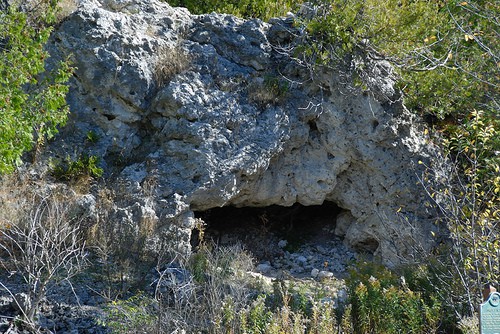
left=260, top=235, right=357, bottom=278
left=0, top=284, right=107, bottom=334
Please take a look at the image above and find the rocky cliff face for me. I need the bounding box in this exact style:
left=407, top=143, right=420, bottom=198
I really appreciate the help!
left=45, top=0, right=438, bottom=265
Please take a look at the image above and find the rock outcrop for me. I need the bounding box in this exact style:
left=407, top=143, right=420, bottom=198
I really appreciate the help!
left=45, top=0, right=438, bottom=265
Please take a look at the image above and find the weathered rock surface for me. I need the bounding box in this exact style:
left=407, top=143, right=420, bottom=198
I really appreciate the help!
left=44, top=0, right=438, bottom=265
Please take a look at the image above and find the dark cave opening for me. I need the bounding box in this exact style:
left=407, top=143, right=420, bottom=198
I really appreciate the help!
left=192, top=202, right=343, bottom=261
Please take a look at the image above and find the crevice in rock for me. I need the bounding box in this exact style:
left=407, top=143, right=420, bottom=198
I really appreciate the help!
left=307, top=120, right=318, bottom=132
left=355, top=237, right=379, bottom=253
left=103, top=113, right=116, bottom=121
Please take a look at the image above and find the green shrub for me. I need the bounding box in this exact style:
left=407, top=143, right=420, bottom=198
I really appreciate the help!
left=240, top=295, right=273, bottom=334
left=188, top=249, right=209, bottom=283
left=0, top=2, right=73, bottom=173
left=418, top=109, right=500, bottom=320
left=299, top=0, right=498, bottom=122
left=166, top=0, right=298, bottom=21
left=346, top=261, right=441, bottom=334
left=51, top=154, right=104, bottom=181
left=99, top=292, right=158, bottom=333
left=86, top=130, right=100, bottom=144
left=309, top=300, right=338, bottom=334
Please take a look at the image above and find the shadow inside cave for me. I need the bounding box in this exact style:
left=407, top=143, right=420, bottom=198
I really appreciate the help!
left=192, top=202, right=358, bottom=279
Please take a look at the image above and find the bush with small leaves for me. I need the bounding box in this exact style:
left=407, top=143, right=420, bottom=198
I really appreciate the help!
left=0, top=2, right=73, bottom=173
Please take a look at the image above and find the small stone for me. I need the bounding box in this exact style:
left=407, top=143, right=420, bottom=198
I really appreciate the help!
left=311, top=268, right=319, bottom=278
left=316, top=246, right=327, bottom=254
left=256, top=263, right=273, bottom=274
left=278, top=240, right=288, bottom=248
left=337, top=289, right=348, bottom=304
left=296, top=255, right=307, bottom=265
left=318, top=270, right=334, bottom=279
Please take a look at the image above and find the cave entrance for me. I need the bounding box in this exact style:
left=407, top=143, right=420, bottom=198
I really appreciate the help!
left=192, top=201, right=343, bottom=261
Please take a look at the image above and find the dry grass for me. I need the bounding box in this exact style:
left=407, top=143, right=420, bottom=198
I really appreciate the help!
left=8, top=0, right=78, bottom=25
left=0, top=174, right=73, bottom=225
left=57, top=0, right=79, bottom=21
left=153, top=243, right=257, bottom=333
left=101, top=243, right=349, bottom=334
left=154, top=44, right=191, bottom=87
left=457, top=315, right=479, bottom=334
left=0, top=174, right=31, bottom=226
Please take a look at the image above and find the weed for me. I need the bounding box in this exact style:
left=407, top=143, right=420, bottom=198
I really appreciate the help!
left=248, top=75, right=289, bottom=108
left=154, top=44, right=191, bottom=87
left=51, top=154, right=103, bottom=182
left=345, top=261, right=441, bottom=334
left=86, top=130, right=100, bottom=144
left=99, top=292, right=158, bottom=333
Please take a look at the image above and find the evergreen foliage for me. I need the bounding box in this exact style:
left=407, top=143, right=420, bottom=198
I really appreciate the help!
left=0, top=2, right=72, bottom=173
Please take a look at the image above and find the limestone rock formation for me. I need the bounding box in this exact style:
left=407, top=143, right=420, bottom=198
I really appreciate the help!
left=45, top=0, right=438, bottom=265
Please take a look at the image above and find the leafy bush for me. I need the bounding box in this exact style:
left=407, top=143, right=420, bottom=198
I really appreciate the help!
left=298, top=0, right=498, bottom=121
left=86, top=130, right=100, bottom=144
left=418, top=109, right=500, bottom=319
left=0, top=2, right=73, bottom=173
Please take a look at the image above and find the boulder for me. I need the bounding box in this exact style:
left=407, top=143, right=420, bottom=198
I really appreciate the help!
left=45, top=0, right=438, bottom=265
